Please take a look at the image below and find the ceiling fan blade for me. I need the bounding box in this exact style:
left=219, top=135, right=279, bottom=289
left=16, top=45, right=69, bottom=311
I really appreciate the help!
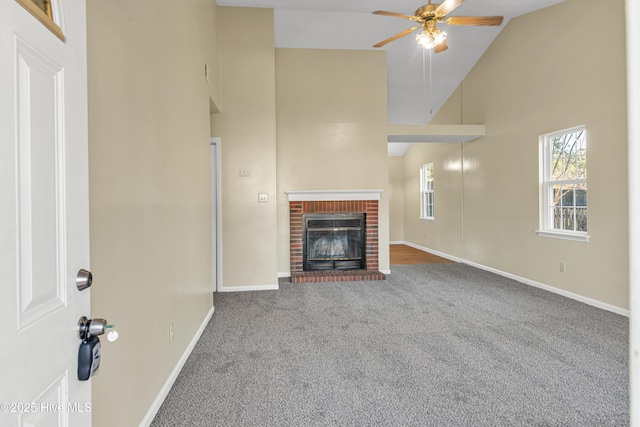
left=445, top=16, right=504, bottom=26
left=373, top=26, right=420, bottom=48
left=434, top=39, right=448, bottom=53
left=372, top=10, right=420, bottom=21
left=435, top=0, right=465, bottom=17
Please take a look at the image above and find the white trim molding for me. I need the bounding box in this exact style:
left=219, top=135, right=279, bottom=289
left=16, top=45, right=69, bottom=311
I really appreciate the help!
left=398, top=241, right=629, bottom=317
left=285, top=189, right=383, bottom=201
left=210, top=137, right=223, bottom=292
left=536, top=229, right=590, bottom=243
left=219, top=283, right=279, bottom=292
left=627, top=0, right=640, bottom=423
left=140, top=306, right=215, bottom=427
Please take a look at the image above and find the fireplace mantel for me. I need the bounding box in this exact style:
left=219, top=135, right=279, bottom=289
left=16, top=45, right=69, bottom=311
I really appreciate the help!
left=285, top=189, right=383, bottom=202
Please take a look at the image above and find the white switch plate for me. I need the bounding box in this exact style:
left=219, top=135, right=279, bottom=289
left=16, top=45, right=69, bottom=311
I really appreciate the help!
left=258, top=193, right=268, bottom=203
left=239, top=168, right=251, bottom=177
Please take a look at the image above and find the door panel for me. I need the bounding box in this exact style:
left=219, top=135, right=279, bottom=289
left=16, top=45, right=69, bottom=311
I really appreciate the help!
left=19, top=374, right=69, bottom=426
left=16, top=36, right=67, bottom=329
left=0, top=0, right=91, bottom=425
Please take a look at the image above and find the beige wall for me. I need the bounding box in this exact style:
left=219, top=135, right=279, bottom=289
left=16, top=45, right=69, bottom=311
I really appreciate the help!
left=402, top=0, right=628, bottom=310
left=212, top=15, right=392, bottom=283
left=87, top=0, right=218, bottom=425
left=388, top=157, right=405, bottom=242
left=82, top=0, right=630, bottom=423
left=211, top=7, right=279, bottom=288
left=403, top=142, right=464, bottom=254
left=274, top=48, right=390, bottom=273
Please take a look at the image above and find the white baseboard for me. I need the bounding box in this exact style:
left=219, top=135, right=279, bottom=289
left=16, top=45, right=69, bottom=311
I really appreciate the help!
left=396, top=241, right=629, bottom=317
left=219, top=283, right=279, bottom=292
left=140, top=305, right=215, bottom=427
left=401, top=241, right=466, bottom=263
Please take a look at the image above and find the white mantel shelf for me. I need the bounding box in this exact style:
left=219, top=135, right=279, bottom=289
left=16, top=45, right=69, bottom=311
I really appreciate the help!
left=285, top=190, right=384, bottom=202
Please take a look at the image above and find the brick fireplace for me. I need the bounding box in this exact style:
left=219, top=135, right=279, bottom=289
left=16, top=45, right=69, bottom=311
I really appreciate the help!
left=286, top=190, right=386, bottom=283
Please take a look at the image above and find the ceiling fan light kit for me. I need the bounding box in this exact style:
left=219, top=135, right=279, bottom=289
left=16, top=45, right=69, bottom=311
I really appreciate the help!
left=373, top=0, right=503, bottom=52
left=416, top=29, right=446, bottom=49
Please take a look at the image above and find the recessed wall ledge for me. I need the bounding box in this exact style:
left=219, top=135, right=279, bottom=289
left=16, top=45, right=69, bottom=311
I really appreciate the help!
left=285, top=190, right=383, bottom=202
left=387, top=124, right=485, bottom=143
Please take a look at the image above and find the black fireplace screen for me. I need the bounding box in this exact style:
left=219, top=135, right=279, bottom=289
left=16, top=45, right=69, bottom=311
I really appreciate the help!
left=303, top=213, right=365, bottom=271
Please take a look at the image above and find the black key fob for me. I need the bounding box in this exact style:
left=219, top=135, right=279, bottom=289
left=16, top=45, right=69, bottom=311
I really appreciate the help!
left=78, top=335, right=101, bottom=381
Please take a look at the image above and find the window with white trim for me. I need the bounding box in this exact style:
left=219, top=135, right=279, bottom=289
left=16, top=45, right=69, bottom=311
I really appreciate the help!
left=538, top=125, right=588, bottom=242
left=420, top=163, right=434, bottom=220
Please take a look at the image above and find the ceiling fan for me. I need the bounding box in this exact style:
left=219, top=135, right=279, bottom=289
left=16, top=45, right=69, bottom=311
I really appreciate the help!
left=372, top=0, right=503, bottom=53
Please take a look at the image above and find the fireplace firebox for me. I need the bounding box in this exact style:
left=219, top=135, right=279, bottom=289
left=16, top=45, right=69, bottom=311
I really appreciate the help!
left=303, top=213, right=365, bottom=271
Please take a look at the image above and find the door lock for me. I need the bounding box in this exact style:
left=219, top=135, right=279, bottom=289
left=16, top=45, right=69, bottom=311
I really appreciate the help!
left=76, top=269, right=92, bottom=291
left=76, top=316, right=115, bottom=340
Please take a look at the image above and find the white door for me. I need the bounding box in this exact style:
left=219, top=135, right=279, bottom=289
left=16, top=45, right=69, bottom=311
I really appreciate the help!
left=0, top=0, right=91, bottom=425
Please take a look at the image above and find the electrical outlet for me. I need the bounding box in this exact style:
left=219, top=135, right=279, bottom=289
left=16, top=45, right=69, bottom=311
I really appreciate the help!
left=169, top=322, right=174, bottom=342
left=258, top=193, right=268, bottom=203
left=559, top=262, right=566, bottom=273
left=239, top=168, right=251, bottom=177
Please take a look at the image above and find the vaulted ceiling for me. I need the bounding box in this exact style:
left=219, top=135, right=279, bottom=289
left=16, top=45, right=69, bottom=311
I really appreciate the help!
left=216, top=0, right=566, bottom=154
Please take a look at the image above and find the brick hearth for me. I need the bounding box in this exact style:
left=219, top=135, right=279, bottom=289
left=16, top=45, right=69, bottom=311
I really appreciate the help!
left=289, top=199, right=385, bottom=283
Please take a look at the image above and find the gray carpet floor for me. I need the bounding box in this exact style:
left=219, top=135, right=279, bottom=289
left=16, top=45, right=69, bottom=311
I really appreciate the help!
left=151, top=263, right=629, bottom=426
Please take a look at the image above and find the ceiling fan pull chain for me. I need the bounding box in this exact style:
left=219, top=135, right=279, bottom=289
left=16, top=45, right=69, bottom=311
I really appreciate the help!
left=422, top=46, right=426, bottom=104
left=429, top=48, right=434, bottom=116
left=429, top=47, right=432, bottom=92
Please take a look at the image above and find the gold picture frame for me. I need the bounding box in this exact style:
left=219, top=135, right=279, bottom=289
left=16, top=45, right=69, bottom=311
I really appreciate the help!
left=16, top=0, right=66, bottom=42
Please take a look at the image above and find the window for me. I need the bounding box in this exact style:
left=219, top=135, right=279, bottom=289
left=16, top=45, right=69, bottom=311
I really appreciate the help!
left=537, top=125, right=588, bottom=242
left=16, top=0, right=65, bottom=41
left=420, top=163, right=434, bottom=220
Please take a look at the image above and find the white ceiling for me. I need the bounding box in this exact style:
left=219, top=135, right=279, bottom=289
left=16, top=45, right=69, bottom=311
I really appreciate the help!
left=216, top=0, right=565, bottom=155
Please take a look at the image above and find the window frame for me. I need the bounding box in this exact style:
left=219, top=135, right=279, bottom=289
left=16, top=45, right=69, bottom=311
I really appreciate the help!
left=16, top=0, right=66, bottom=42
left=420, top=162, right=435, bottom=221
left=536, top=125, right=589, bottom=242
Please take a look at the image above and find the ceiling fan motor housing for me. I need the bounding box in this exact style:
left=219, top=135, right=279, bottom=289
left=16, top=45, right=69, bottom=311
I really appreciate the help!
left=415, top=4, right=438, bottom=20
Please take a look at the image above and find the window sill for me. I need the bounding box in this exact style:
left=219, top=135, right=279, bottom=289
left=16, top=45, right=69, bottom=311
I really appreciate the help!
left=535, top=230, right=590, bottom=243
left=419, top=217, right=434, bottom=222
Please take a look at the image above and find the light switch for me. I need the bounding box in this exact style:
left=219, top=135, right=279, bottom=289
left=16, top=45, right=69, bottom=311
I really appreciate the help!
left=239, top=168, right=251, bottom=177
left=258, top=193, right=268, bottom=203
